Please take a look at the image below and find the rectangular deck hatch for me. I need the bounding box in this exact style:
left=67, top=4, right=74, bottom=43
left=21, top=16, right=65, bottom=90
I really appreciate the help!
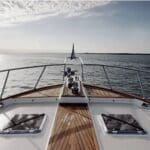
left=102, top=114, right=146, bottom=134
left=0, top=114, right=46, bottom=134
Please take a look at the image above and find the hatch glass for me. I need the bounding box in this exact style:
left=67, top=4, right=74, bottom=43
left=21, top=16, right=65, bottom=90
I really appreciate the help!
left=0, top=114, right=46, bottom=134
left=101, top=114, right=146, bottom=134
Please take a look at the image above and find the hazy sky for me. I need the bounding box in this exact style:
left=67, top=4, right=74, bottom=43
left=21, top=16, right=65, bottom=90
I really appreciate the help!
left=0, top=1, right=150, bottom=53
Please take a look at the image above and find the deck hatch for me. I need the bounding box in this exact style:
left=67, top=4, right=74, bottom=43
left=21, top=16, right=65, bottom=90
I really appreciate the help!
left=0, top=114, right=46, bottom=134
left=101, top=114, right=146, bottom=134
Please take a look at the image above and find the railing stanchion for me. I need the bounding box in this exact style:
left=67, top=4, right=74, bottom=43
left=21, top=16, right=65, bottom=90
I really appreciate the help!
left=0, top=70, right=10, bottom=99
left=81, top=64, right=84, bottom=81
left=63, top=57, right=67, bottom=81
left=136, top=71, right=145, bottom=99
left=103, top=66, right=112, bottom=90
left=63, top=64, right=66, bottom=81
left=33, top=66, right=46, bottom=90
left=79, top=57, right=84, bottom=81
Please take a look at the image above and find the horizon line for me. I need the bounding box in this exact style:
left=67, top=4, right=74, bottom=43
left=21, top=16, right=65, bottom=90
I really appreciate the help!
left=0, top=51, right=150, bottom=55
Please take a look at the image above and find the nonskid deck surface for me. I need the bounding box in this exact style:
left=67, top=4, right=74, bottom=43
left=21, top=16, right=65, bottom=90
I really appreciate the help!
left=48, top=103, right=99, bottom=150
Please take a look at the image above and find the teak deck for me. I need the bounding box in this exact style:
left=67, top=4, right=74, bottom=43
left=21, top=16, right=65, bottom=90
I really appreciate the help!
left=84, top=84, right=131, bottom=98
left=48, top=104, right=99, bottom=150
left=14, top=84, right=132, bottom=99
left=18, top=85, right=62, bottom=98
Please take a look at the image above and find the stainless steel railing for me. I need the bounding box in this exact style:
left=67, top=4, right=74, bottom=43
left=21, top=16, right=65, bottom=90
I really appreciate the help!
left=0, top=64, right=64, bottom=99
left=0, top=63, right=149, bottom=100
left=83, top=64, right=150, bottom=99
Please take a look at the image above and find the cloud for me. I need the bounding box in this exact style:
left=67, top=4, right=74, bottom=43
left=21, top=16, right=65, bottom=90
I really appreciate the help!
left=0, top=0, right=111, bottom=27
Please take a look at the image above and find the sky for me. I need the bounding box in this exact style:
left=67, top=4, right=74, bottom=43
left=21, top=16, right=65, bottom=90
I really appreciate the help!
left=0, top=0, right=150, bottom=53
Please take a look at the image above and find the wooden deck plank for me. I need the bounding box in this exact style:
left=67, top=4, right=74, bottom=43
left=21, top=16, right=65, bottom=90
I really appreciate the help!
left=15, top=83, right=130, bottom=99
left=47, top=104, right=99, bottom=150
left=20, top=85, right=62, bottom=98
left=84, top=84, right=130, bottom=98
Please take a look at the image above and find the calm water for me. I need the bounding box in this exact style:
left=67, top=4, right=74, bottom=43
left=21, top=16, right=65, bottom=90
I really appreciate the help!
left=0, top=53, right=150, bottom=98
